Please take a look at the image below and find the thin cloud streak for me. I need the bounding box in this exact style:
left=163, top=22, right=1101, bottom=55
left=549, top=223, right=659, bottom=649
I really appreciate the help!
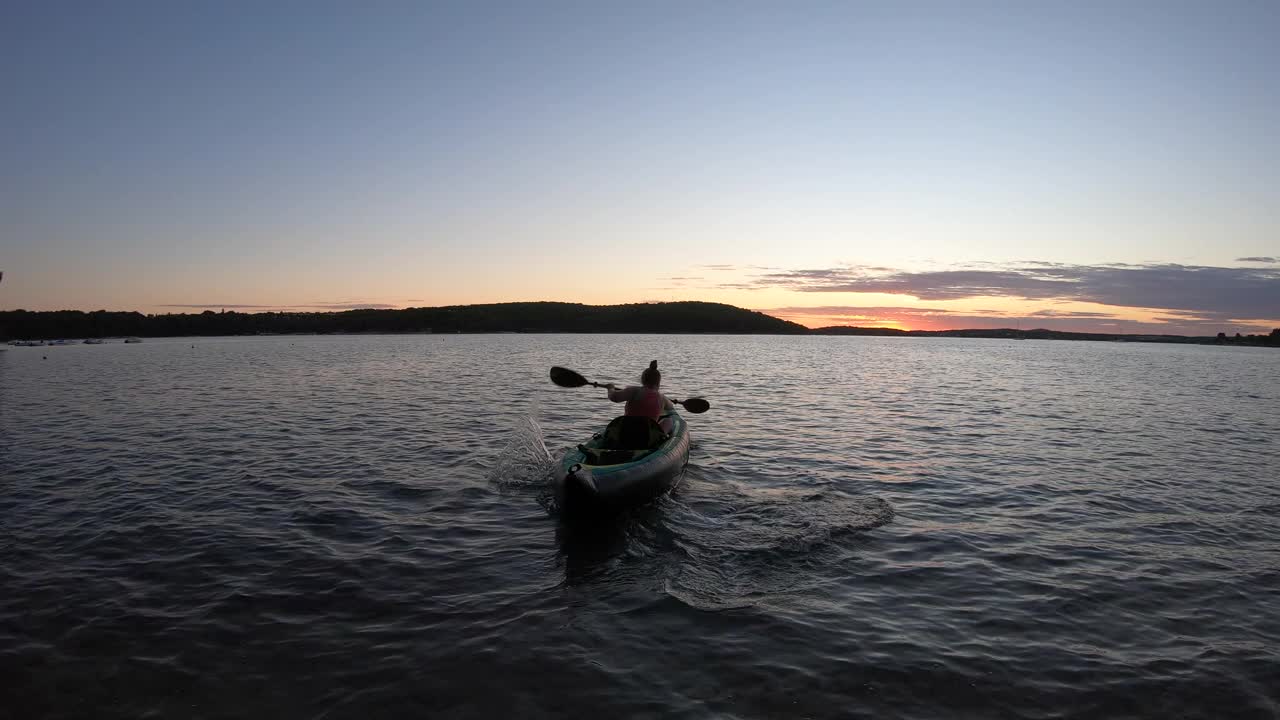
left=305, top=302, right=402, bottom=310
left=1028, top=310, right=1117, bottom=319
left=734, top=262, right=1280, bottom=320
left=159, top=302, right=402, bottom=311
left=160, top=304, right=280, bottom=309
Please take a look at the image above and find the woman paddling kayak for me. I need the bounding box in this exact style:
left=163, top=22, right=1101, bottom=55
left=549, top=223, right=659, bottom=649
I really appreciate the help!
left=549, top=364, right=710, bottom=519
left=604, top=360, right=676, bottom=433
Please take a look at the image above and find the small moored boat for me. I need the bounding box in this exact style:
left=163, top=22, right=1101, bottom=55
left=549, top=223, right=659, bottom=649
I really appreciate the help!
left=557, top=413, right=690, bottom=519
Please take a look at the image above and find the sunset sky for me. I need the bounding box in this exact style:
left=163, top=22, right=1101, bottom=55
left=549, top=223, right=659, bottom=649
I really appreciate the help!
left=3, top=2, right=1278, bottom=333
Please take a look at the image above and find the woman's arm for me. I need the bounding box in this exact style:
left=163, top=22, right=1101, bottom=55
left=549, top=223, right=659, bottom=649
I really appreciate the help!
left=607, top=384, right=635, bottom=403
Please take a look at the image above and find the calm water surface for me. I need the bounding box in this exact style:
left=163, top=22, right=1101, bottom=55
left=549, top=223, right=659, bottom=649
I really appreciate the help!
left=3, top=335, right=1278, bottom=719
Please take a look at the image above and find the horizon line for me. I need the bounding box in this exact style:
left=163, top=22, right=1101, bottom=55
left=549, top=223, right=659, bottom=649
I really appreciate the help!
left=3, top=301, right=1277, bottom=339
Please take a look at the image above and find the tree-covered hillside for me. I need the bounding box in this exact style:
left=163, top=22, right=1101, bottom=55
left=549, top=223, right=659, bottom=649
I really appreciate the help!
left=0, top=301, right=808, bottom=339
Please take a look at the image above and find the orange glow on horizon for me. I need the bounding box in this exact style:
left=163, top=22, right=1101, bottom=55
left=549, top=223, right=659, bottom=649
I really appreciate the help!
left=752, top=293, right=1280, bottom=334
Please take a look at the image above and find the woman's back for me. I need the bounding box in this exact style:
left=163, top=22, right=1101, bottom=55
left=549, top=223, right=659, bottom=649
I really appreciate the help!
left=606, top=360, right=676, bottom=432
left=623, top=386, right=665, bottom=419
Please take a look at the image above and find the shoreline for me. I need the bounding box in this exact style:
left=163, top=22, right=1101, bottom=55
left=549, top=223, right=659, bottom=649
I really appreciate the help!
left=7, top=329, right=1277, bottom=348
left=3, top=301, right=1276, bottom=347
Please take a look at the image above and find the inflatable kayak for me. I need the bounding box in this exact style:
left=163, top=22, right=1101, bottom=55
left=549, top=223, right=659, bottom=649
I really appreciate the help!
left=557, top=413, right=690, bottom=519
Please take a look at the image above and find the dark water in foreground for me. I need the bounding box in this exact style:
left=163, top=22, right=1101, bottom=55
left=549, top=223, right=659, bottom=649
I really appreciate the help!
left=3, top=335, right=1279, bottom=719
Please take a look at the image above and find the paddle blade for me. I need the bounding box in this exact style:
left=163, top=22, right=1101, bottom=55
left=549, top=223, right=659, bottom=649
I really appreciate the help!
left=550, top=366, right=590, bottom=388
left=678, top=397, right=710, bottom=413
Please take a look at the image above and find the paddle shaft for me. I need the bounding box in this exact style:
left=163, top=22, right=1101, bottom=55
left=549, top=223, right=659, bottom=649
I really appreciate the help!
left=549, top=365, right=710, bottom=413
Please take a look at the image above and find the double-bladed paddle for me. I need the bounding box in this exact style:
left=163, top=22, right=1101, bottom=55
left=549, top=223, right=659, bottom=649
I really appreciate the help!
left=549, top=366, right=711, bottom=413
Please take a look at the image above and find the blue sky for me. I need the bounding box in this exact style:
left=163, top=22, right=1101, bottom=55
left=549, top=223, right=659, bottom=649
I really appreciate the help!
left=2, top=1, right=1278, bottom=332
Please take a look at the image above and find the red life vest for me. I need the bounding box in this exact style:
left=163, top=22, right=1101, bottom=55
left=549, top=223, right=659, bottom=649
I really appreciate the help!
left=624, top=386, right=664, bottom=420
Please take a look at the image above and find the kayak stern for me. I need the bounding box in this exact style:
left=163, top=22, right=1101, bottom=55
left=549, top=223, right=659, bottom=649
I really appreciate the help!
left=555, top=413, right=690, bottom=521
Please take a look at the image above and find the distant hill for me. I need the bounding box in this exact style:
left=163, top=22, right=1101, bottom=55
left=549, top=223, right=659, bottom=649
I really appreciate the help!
left=0, top=301, right=808, bottom=339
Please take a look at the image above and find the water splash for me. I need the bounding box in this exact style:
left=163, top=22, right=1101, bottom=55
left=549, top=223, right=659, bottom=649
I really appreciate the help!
left=488, top=413, right=560, bottom=509
left=660, top=485, right=895, bottom=610
left=488, top=413, right=556, bottom=483
left=733, top=486, right=893, bottom=552
left=678, top=482, right=895, bottom=554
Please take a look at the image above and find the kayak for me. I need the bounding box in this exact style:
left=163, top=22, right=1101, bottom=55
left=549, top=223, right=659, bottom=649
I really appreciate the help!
left=556, top=412, right=690, bottom=519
